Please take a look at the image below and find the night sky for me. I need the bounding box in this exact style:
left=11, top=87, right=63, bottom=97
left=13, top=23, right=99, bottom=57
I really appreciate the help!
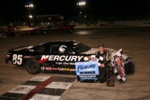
left=0, top=0, right=150, bottom=21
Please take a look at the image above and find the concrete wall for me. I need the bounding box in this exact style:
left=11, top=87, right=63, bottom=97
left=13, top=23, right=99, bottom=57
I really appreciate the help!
left=114, top=20, right=150, bottom=25
left=74, top=20, right=150, bottom=26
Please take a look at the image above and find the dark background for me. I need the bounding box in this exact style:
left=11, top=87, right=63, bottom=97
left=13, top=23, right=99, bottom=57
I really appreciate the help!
left=0, top=0, right=150, bottom=21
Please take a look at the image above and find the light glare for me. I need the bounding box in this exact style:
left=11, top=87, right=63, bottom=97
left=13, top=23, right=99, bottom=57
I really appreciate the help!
left=77, top=1, right=86, bottom=6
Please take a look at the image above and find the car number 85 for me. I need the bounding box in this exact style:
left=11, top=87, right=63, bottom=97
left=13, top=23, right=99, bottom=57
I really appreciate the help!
left=12, top=54, right=23, bottom=65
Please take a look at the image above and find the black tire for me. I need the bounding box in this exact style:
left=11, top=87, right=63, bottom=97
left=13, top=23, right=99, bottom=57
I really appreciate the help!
left=25, top=59, right=41, bottom=74
left=77, top=76, right=80, bottom=82
left=125, top=62, right=135, bottom=74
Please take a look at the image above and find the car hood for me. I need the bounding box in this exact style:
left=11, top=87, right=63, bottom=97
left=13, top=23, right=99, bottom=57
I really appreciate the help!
left=81, top=47, right=128, bottom=59
left=81, top=48, right=98, bottom=54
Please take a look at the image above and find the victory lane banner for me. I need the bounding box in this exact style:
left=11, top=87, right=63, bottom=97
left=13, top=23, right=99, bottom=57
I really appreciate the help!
left=75, top=61, right=99, bottom=82
left=0, top=76, right=76, bottom=100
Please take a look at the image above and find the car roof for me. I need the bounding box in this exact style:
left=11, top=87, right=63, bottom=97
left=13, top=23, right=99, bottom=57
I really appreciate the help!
left=38, top=40, right=77, bottom=46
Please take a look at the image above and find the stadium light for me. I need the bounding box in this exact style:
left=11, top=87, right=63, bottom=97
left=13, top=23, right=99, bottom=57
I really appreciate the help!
left=25, top=3, right=34, bottom=8
left=25, top=3, right=34, bottom=20
left=77, top=1, right=86, bottom=6
left=29, top=4, right=34, bottom=8
left=29, top=15, right=33, bottom=19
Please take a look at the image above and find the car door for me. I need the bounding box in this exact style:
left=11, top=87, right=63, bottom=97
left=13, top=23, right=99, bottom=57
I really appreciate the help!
left=49, top=44, right=83, bottom=70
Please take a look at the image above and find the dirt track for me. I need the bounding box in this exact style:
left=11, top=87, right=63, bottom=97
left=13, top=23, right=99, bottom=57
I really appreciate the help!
left=0, top=26, right=150, bottom=100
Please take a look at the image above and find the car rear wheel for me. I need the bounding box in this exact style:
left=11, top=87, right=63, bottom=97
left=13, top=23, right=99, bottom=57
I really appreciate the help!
left=25, top=59, right=41, bottom=74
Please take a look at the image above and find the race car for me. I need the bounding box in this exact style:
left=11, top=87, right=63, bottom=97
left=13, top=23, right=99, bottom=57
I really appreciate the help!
left=5, top=40, right=134, bottom=74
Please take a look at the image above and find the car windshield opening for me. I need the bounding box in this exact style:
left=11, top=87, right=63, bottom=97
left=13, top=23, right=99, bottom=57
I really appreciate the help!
left=74, top=43, right=91, bottom=53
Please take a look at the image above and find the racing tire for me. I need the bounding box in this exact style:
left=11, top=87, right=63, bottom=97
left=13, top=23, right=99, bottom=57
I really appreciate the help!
left=125, top=62, right=135, bottom=74
left=24, top=59, right=41, bottom=74
left=77, top=76, right=80, bottom=82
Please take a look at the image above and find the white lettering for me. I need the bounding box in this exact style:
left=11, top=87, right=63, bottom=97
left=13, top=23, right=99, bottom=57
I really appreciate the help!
left=60, top=55, right=65, bottom=61
left=12, top=54, right=23, bottom=65
left=78, top=56, right=83, bottom=61
left=63, top=62, right=69, bottom=65
left=65, top=56, right=72, bottom=61
left=41, top=55, right=84, bottom=62
left=49, top=55, right=54, bottom=61
left=54, top=55, right=59, bottom=61
left=71, top=56, right=77, bottom=61
left=41, top=55, right=49, bottom=60
left=69, top=63, right=75, bottom=65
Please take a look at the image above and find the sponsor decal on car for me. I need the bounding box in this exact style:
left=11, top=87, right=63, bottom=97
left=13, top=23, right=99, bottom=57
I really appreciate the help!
left=41, top=67, right=75, bottom=72
left=40, top=55, right=83, bottom=62
left=12, top=54, right=23, bottom=65
left=38, top=58, right=48, bottom=63
left=60, top=68, right=70, bottom=71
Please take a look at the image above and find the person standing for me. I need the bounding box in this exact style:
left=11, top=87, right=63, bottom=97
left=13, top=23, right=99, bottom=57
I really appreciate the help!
left=95, top=44, right=111, bottom=83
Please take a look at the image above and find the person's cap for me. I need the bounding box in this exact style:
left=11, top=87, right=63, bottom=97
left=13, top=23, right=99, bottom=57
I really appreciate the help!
left=99, top=43, right=104, bottom=47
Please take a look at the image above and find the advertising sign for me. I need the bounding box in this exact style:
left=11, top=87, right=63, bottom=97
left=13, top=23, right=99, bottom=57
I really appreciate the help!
left=75, top=61, right=99, bottom=82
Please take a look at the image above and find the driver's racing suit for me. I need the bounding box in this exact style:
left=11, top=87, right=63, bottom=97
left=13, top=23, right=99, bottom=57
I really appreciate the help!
left=95, top=50, right=111, bottom=83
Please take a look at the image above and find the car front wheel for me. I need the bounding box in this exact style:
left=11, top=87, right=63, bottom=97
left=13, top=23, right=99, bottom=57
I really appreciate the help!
left=125, top=61, right=135, bottom=74
left=24, top=59, right=41, bottom=74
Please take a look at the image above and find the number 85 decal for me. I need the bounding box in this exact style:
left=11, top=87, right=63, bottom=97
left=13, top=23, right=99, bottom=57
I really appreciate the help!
left=12, top=54, right=23, bottom=65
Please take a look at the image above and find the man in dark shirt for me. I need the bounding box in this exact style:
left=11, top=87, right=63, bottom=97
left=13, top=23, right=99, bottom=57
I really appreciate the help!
left=95, top=44, right=111, bottom=83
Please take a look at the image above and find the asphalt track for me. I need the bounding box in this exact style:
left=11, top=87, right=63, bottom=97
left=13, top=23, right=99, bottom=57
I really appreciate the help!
left=0, top=76, right=75, bottom=100
left=0, top=26, right=150, bottom=100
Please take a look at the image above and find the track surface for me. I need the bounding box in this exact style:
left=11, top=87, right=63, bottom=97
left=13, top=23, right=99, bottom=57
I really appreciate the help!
left=0, top=76, right=75, bottom=100
left=0, top=26, right=150, bottom=100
